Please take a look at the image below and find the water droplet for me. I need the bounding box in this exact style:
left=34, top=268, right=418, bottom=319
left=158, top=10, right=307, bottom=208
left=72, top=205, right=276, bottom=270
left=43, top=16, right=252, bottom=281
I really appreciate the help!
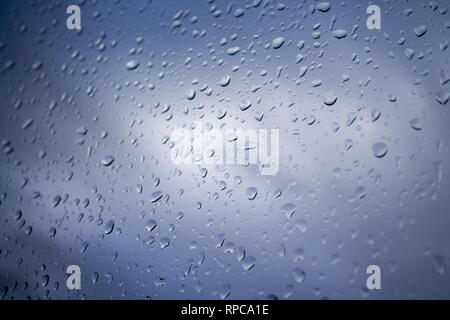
left=246, top=187, right=258, bottom=200
left=323, top=92, right=337, bottom=105
left=151, top=191, right=163, bottom=203
left=159, top=237, right=170, bottom=249
left=145, top=219, right=157, bottom=232
left=101, top=155, right=115, bottom=166
left=32, top=61, right=43, bottom=71
left=293, top=267, right=306, bottom=283
left=388, top=94, right=397, bottom=102
left=234, top=8, right=245, bottom=17
left=200, top=168, right=208, bottom=178
left=41, top=275, right=49, bottom=287
left=410, top=118, right=422, bottom=131
left=432, top=255, right=446, bottom=275
left=333, top=29, right=347, bottom=39
left=187, top=89, right=196, bottom=100
left=299, top=66, right=308, bottom=77
left=227, top=47, right=240, bottom=55
left=52, top=195, right=61, bottom=208
left=306, top=115, right=316, bottom=125
left=104, top=220, right=115, bottom=235
left=22, top=119, right=33, bottom=130
left=241, top=256, right=256, bottom=271
left=126, top=60, right=139, bottom=70
left=220, top=75, right=231, bottom=87
left=414, top=25, right=428, bottom=37
left=49, top=227, right=56, bottom=238
left=371, top=109, right=381, bottom=122
left=146, top=235, right=155, bottom=245
left=272, top=37, right=285, bottom=49
left=316, top=2, right=331, bottom=12
left=372, top=142, right=388, bottom=158
left=218, top=284, right=231, bottom=299
left=239, top=100, right=252, bottom=111
left=14, top=210, right=22, bottom=220
left=281, top=203, right=296, bottom=218
left=92, top=273, right=99, bottom=285
left=295, top=219, right=307, bottom=232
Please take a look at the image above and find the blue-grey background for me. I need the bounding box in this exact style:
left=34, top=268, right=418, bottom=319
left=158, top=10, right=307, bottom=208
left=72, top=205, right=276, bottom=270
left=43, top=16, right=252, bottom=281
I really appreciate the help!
left=0, top=0, right=449, bottom=299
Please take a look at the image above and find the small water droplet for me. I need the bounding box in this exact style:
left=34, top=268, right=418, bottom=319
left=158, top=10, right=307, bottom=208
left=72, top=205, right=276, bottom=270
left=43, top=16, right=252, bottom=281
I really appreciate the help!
left=293, top=267, right=306, bottom=283
left=281, top=203, right=296, bottom=218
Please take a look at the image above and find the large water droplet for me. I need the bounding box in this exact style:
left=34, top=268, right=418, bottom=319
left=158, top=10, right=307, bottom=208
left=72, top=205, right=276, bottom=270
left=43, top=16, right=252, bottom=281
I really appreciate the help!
left=241, top=256, right=256, bottom=271
left=126, top=60, right=140, bottom=70
left=246, top=187, right=258, bottom=200
left=272, top=37, right=285, bottom=49
left=333, top=29, right=347, bottom=39
left=151, top=191, right=163, bottom=203
left=316, top=2, right=331, bottom=12
left=145, top=219, right=157, bottom=232
left=410, top=118, right=422, bottom=131
left=372, top=142, right=388, bottom=158
left=159, top=237, right=170, bottom=249
left=101, top=155, right=115, bottom=166
left=104, top=220, right=115, bottom=235
left=414, top=25, right=427, bottom=37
